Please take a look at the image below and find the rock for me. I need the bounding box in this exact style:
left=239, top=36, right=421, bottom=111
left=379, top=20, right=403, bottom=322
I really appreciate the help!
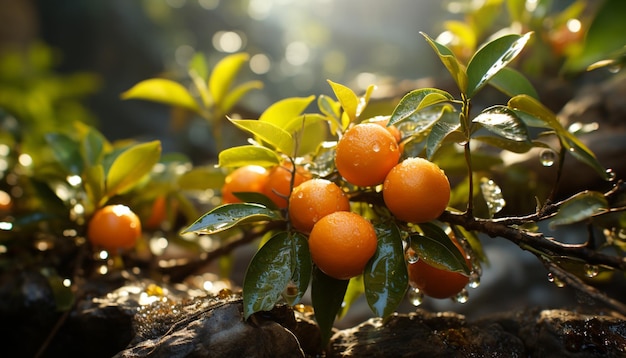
left=328, top=308, right=626, bottom=357
left=116, top=297, right=306, bottom=358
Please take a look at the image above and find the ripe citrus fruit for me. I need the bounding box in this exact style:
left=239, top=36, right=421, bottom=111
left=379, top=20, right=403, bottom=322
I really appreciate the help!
left=335, top=123, right=400, bottom=187
left=87, top=204, right=142, bottom=251
left=221, top=165, right=269, bottom=204
left=383, top=157, right=450, bottom=223
left=262, top=161, right=311, bottom=209
left=406, top=238, right=470, bottom=299
left=288, top=178, right=350, bottom=232
left=308, top=211, right=377, bottom=280
left=144, top=195, right=167, bottom=230
left=368, top=116, right=402, bottom=143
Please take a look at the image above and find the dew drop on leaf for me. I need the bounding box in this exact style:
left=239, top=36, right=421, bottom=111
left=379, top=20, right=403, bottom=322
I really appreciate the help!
left=584, top=264, right=599, bottom=278
left=408, top=287, right=424, bottom=306
left=453, top=288, right=469, bottom=303
left=469, top=273, right=481, bottom=288
left=480, top=177, right=505, bottom=217
left=539, top=149, right=556, bottom=167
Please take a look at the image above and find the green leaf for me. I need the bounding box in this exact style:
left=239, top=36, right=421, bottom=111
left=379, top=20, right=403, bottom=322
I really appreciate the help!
left=121, top=78, right=200, bottom=112
left=364, top=223, right=408, bottom=318
left=489, top=67, right=538, bottom=99
left=220, top=80, right=264, bottom=114
left=410, top=223, right=470, bottom=275
left=177, top=166, right=226, bottom=191
left=285, top=232, right=312, bottom=305
left=45, top=133, right=83, bottom=175
left=104, top=140, right=161, bottom=201
left=243, top=232, right=303, bottom=319
left=259, top=96, right=316, bottom=127
left=356, top=84, right=376, bottom=118
left=421, top=32, right=468, bottom=93
left=284, top=114, right=329, bottom=156
left=83, top=164, right=105, bottom=213
left=189, top=53, right=211, bottom=108
left=338, top=276, right=364, bottom=319
left=209, top=53, right=249, bottom=105
left=80, top=126, right=108, bottom=168
left=229, top=119, right=294, bottom=155
left=389, top=88, right=454, bottom=126
left=466, top=32, right=532, bottom=98
left=473, top=135, right=536, bottom=154
left=217, top=145, right=281, bottom=168
left=327, top=80, right=359, bottom=123
left=311, top=267, right=349, bottom=347
left=472, top=106, right=531, bottom=142
left=550, top=191, right=609, bottom=229
left=230, top=192, right=277, bottom=209
left=318, top=94, right=341, bottom=118
left=181, top=203, right=282, bottom=234
left=426, top=109, right=461, bottom=160
left=508, top=95, right=610, bottom=180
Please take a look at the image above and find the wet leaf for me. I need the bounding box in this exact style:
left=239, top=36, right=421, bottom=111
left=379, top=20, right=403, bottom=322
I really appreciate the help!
left=421, top=32, right=468, bottom=93
left=472, top=106, right=530, bottom=142
left=479, top=177, right=506, bottom=218
left=311, top=267, right=349, bottom=347
left=284, top=232, right=312, bottom=305
left=508, top=95, right=610, bottom=180
left=217, top=145, right=281, bottom=168
left=473, top=135, right=536, bottom=154
left=364, top=223, right=408, bottom=318
left=232, top=191, right=277, bottom=209
left=105, top=140, right=161, bottom=201
left=181, top=203, right=282, bottom=234
left=243, top=232, right=308, bottom=319
left=209, top=53, right=249, bottom=105
left=229, top=119, right=294, bottom=155
left=426, top=109, right=461, bottom=159
left=338, top=276, right=364, bottom=320
left=121, top=78, right=200, bottom=112
left=410, top=223, right=470, bottom=275
left=388, top=88, right=454, bottom=127
left=466, top=32, right=532, bottom=97
left=327, top=80, right=358, bottom=123
left=489, top=67, right=538, bottom=99
left=550, top=191, right=609, bottom=229
left=259, top=96, right=316, bottom=128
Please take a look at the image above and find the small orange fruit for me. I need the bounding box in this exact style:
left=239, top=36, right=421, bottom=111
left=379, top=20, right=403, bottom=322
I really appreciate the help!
left=369, top=116, right=402, bottom=143
left=221, top=165, right=269, bottom=204
left=87, top=204, right=142, bottom=250
left=308, top=211, right=377, bottom=280
left=406, top=238, right=470, bottom=299
left=383, top=157, right=450, bottom=223
left=262, top=162, right=311, bottom=209
left=288, top=178, right=350, bottom=232
left=335, top=123, right=400, bottom=187
left=144, top=195, right=167, bottom=230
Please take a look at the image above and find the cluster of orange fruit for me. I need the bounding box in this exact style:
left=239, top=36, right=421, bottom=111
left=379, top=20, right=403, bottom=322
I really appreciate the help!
left=220, top=119, right=469, bottom=298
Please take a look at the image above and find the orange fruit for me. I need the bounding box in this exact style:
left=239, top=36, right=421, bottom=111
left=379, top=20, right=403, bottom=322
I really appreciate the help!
left=308, top=211, right=377, bottom=280
left=335, top=123, right=400, bottom=187
left=87, top=204, right=142, bottom=251
left=222, top=165, right=269, bottom=204
left=383, top=157, right=450, bottom=223
left=406, top=238, right=470, bottom=299
left=144, top=195, right=167, bottom=230
left=288, top=178, right=350, bottom=232
left=369, top=116, right=402, bottom=143
left=262, top=162, right=311, bottom=209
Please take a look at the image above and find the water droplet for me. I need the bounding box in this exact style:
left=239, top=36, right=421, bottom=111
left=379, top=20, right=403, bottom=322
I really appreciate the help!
left=584, top=264, right=599, bottom=278
left=539, top=149, right=556, bottom=167
left=609, top=64, right=622, bottom=73
left=407, top=287, right=423, bottom=306
left=547, top=272, right=566, bottom=287
left=372, top=143, right=380, bottom=153
left=406, top=248, right=419, bottom=264
left=605, top=169, right=616, bottom=182
left=480, top=177, right=505, bottom=217
left=468, top=273, right=481, bottom=288
left=453, top=288, right=469, bottom=303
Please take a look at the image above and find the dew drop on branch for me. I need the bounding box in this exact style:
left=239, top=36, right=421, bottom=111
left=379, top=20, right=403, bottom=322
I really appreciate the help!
left=453, top=288, right=469, bottom=303
left=407, top=287, right=424, bottom=306
left=584, top=264, right=599, bottom=278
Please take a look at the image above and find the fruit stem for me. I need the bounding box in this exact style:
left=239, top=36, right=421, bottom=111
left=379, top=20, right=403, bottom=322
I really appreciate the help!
left=460, top=93, right=474, bottom=217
